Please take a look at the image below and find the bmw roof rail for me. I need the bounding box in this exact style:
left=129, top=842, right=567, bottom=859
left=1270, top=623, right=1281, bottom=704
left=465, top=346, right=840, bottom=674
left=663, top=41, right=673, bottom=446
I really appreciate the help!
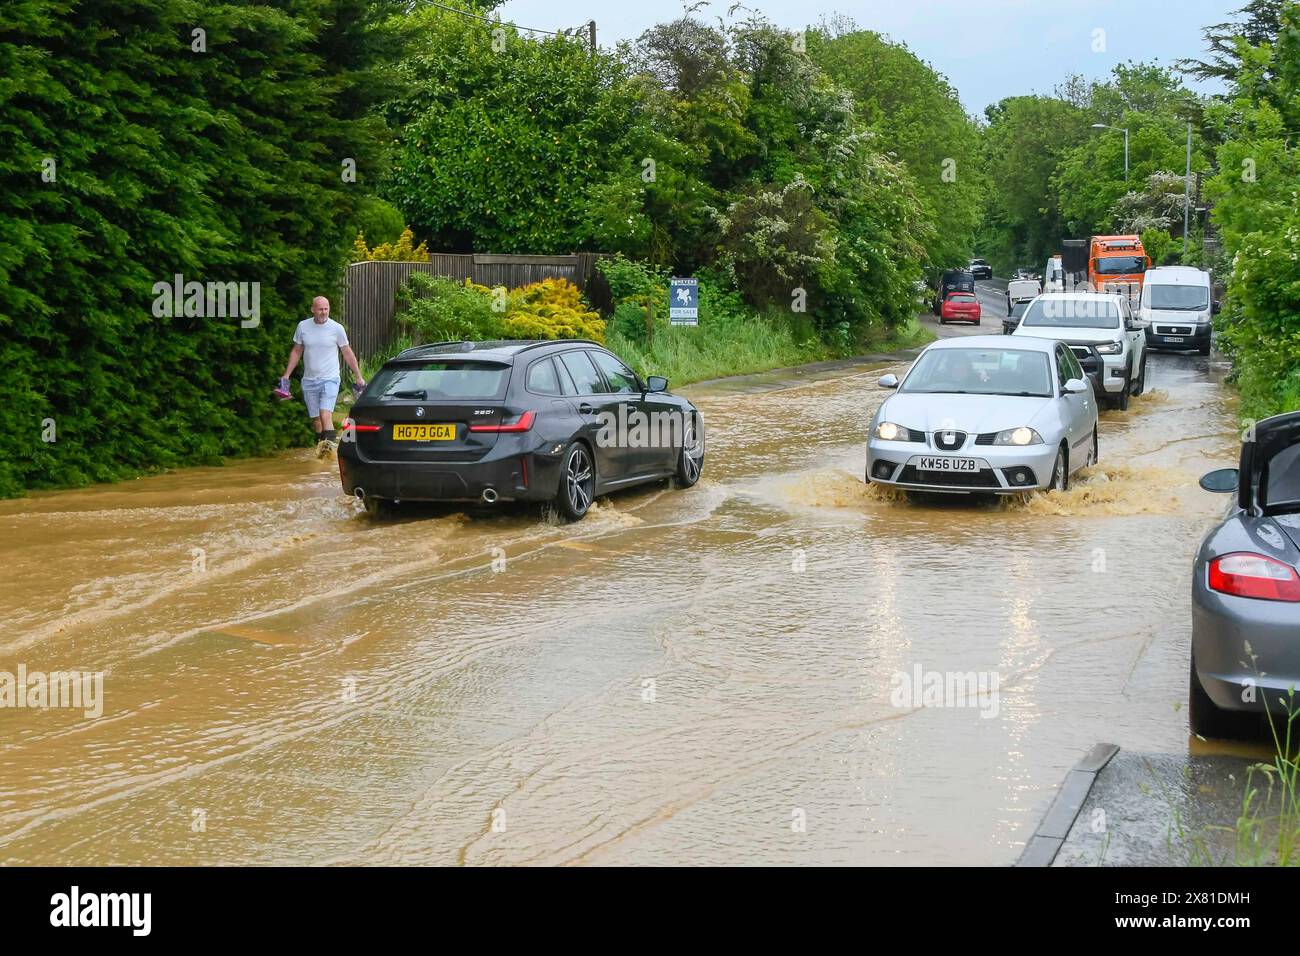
left=514, top=339, right=601, bottom=354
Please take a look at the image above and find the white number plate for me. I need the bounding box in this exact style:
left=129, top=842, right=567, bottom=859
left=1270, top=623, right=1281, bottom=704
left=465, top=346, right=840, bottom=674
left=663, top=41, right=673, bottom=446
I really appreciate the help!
left=917, top=457, right=979, bottom=472
left=1164, top=336, right=1184, bottom=343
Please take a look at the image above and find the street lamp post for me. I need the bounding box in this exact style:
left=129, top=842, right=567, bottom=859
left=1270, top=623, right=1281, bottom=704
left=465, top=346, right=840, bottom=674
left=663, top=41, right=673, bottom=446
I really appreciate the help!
left=1091, top=123, right=1129, bottom=188
left=1183, top=122, right=1192, bottom=260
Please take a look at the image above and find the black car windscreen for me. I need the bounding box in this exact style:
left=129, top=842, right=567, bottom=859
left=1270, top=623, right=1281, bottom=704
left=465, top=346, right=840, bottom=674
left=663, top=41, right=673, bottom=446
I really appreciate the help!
left=368, top=361, right=511, bottom=400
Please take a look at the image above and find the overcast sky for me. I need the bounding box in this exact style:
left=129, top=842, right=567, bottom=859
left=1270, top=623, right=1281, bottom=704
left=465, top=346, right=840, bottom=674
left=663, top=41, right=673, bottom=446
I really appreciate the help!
left=496, top=0, right=1238, bottom=116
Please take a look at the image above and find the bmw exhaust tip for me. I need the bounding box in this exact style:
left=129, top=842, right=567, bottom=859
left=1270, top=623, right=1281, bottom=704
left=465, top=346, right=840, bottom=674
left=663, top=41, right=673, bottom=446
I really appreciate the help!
left=481, top=488, right=499, bottom=504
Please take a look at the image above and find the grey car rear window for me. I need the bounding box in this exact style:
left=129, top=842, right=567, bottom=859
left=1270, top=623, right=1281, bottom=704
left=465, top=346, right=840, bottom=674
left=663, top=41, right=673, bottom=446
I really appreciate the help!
left=1267, top=444, right=1300, bottom=508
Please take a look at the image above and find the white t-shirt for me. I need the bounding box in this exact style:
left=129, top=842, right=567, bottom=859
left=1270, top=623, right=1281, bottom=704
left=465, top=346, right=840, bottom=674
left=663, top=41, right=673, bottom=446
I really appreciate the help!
left=293, top=318, right=349, bottom=380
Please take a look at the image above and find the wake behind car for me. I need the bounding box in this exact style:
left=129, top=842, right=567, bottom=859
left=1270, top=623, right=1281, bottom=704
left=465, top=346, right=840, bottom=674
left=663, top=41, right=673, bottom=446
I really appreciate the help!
left=338, top=340, right=705, bottom=521
left=866, top=335, right=1099, bottom=494
left=1190, top=411, right=1300, bottom=739
left=1012, top=291, right=1147, bottom=410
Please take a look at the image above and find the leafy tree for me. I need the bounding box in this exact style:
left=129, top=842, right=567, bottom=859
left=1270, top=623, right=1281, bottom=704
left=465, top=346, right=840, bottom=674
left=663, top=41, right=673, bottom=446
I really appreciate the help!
left=0, top=0, right=398, bottom=496
left=977, top=95, right=1091, bottom=274
left=382, top=5, right=651, bottom=254
left=812, top=24, right=985, bottom=269
left=1203, top=0, right=1300, bottom=416
left=1178, top=0, right=1288, bottom=82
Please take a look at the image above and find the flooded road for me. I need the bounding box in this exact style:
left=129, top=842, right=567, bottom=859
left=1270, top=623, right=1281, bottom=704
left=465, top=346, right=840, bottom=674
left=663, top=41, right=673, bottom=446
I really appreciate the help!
left=0, top=327, right=1245, bottom=865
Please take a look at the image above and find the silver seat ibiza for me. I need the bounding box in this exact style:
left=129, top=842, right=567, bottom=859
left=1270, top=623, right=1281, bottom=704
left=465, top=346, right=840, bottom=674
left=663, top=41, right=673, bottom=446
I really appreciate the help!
left=866, top=335, right=1099, bottom=494
left=1191, top=411, right=1300, bottom=738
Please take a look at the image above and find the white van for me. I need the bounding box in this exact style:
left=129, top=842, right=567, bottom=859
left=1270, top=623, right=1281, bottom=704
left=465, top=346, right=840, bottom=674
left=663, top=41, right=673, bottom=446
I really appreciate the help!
left=1044, top=256, right=1065, bottom=293
left=1139, top=266, right=1214, bottom=355
left=1006, top=277, right=1041, bottom=313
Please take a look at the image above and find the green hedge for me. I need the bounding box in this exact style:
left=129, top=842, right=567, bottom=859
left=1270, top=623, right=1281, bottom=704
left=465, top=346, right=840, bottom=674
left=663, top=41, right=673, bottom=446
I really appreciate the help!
left=0, top=0, right=395, bottom=496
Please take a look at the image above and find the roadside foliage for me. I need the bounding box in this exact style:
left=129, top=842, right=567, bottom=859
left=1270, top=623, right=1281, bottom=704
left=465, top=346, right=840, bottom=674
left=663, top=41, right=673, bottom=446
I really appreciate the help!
left=0, top=0, right=397, bottom=496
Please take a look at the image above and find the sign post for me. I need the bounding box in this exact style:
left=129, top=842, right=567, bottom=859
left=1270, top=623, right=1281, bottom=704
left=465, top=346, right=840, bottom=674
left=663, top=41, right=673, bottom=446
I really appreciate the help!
left=668, top=278, right=698, bottom=326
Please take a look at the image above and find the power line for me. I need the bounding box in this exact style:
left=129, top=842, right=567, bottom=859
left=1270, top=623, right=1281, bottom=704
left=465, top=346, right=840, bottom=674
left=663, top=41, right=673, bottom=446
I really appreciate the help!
left=408, top=0, right=583, bottom=42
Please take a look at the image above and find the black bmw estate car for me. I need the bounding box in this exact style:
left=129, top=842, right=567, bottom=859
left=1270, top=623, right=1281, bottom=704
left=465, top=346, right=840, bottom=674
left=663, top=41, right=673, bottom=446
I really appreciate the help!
left=338, top=340, right=705, bottom=521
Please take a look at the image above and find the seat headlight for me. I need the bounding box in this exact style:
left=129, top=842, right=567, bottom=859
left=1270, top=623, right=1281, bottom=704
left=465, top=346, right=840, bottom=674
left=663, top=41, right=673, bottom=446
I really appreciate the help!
left=875, top=421, right=903, bottom=441
left=994, top=427, right=1043, bottom=446
left=1095, top=341, right=1124, bottom=355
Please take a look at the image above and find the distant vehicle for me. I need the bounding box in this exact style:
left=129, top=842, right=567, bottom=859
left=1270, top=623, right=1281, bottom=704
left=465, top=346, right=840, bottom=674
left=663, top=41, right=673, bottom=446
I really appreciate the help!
left=1014, top=267, right=1040, bottom=281
left=1061, top=240, right=1089, bottom=289
left=932, top=269, right=975, bottom=314
left=1139, top=265, right=1216, bottom=355
left=1044, top=255, right=1066, bottom=292
left=339, top=340, right=704, bottom=521
left=1012, top=291, right=1147, bottom=410
left=969, top=258, right=993, bottom=280
left=1006, top=277, right=1042, bottom=313
left=867, top=335, right=1098, bottom=495
left=1003, top=299, right=1031, bottom=336
left=1190, top=411, right=1300, bottom=739
left=1088, top=234, right=1151, bottom=301
left=940, top=291, right=981, bottom=325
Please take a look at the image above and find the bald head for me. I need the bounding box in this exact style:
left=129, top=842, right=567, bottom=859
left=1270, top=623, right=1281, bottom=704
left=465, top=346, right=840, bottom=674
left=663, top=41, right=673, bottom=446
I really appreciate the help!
left=311, top=296, right=330, bottom=323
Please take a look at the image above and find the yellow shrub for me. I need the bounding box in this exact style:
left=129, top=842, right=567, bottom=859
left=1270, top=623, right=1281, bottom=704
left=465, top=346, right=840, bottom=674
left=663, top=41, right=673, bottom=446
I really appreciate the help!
left=353, top=227, right=430, bottom=262
left=502, top=278, right=605, bottom=343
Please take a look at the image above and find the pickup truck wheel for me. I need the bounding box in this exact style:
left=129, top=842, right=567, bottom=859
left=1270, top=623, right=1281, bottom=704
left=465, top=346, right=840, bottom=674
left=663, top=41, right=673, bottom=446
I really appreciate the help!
left=1113, top=370, right=1130, bottom=411
left=1131, top=355, right=1145, bottom=396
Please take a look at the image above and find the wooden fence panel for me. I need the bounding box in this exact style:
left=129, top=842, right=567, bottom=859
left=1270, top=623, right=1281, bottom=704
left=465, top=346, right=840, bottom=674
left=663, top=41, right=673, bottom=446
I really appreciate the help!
left=343, top=253, right=611, bottom=360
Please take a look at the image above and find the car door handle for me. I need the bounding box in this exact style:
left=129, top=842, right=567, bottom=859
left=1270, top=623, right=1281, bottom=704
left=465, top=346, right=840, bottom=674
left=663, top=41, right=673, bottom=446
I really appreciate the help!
left=578, top=403, right=594, bottom=414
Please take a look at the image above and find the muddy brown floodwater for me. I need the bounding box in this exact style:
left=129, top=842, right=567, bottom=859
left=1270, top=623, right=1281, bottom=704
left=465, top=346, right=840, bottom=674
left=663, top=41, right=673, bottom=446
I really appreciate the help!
left=0, top=347, right=1245, bottom=865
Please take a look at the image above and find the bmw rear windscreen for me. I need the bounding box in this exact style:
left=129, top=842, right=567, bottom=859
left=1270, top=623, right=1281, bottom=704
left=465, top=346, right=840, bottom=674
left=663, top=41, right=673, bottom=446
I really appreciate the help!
left=369, top=361, right=511, bottom=400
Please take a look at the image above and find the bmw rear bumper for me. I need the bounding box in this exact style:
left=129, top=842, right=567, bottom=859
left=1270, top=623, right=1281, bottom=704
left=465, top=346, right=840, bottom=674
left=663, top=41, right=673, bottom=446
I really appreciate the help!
left=865, top=439, right=1059, bottom=493
left=1192, top=573, right=1300, bottom=714
left=338, top=437, right=564, bottom=503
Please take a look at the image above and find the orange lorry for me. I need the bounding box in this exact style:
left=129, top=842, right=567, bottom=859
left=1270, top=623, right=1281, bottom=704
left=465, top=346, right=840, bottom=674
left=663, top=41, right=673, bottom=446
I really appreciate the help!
left=1088, top=234, right=1150, bottom=301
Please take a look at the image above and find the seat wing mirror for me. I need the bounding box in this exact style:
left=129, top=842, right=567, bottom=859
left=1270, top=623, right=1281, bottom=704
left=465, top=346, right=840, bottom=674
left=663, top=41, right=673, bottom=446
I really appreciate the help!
left=646, top=375, right=668, bottom=393
left=1063, top=378, right=1089, bottom=394
left=878, top=373, right=899, bottom=389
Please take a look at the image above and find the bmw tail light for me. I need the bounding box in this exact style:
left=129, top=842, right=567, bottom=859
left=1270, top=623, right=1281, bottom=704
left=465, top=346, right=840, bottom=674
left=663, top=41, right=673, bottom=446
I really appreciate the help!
left=470, top=410, right=536, bottom=433
left=1208, top=552, right=1300, bottom=602
left=343, top=418, right=381, bottom=432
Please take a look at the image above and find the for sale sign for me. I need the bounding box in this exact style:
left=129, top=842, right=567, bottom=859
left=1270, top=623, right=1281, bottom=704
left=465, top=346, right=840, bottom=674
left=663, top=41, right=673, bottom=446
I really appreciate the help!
left=668, top=278, right=698, bottom=325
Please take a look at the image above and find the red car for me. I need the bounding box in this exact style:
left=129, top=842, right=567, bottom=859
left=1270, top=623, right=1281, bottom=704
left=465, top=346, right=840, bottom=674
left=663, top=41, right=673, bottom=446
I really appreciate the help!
left=940, top=291, right=981, bottom=325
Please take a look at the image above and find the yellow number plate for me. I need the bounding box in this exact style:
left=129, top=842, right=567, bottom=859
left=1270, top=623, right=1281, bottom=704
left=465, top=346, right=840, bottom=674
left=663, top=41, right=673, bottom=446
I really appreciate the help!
left=393, top=423, right=456, bottom=441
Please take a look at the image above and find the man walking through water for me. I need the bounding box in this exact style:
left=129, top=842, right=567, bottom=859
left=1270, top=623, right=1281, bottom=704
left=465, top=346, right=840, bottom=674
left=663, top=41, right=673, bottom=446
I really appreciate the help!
left=280, top=296, right=365, bottom=457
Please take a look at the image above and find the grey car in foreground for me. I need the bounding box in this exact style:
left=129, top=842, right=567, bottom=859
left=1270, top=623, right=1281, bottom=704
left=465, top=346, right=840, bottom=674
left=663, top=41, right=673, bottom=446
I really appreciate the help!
left=1191, top=410, right=1300, bottom=738
left=866, top=335, right=1099, bottom=494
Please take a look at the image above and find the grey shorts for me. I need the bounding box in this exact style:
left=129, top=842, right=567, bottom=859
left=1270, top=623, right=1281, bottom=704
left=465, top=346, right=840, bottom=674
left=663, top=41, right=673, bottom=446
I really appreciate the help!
left=302, top=377, right=340, bottom=417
